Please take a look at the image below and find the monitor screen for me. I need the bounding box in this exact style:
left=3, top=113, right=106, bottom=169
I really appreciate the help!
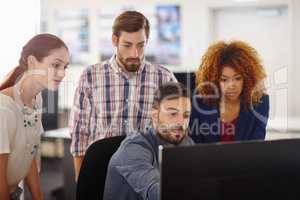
left=159, top=139, right=300, bottom=200
left=173, top=72, right=195, bottom=94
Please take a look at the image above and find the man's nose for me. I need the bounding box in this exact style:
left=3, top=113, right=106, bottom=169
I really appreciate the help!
left=130, top=47, right=138, bottom=58
left=176, top=115, right=185, bottom=125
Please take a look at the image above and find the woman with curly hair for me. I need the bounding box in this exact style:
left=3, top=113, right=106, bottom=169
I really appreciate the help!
left=189, top=40, right=269, bottom=143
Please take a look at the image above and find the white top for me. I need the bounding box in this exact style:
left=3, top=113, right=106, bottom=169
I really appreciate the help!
left=0, top=93, right=43, bottom=193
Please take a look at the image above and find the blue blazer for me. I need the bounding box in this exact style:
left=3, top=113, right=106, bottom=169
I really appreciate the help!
left=189, top=95, right=269, bottom=143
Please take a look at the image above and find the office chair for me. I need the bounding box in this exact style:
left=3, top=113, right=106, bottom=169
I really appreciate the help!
left=76, top=136, right=126, bottom=200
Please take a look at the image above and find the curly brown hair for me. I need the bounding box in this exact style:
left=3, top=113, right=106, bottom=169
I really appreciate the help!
left=195, top=40, right=267, bottom=109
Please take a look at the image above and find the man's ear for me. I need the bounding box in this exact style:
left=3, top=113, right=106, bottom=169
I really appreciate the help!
left=151, top=108, right=159, bottom=124
left=112, top=34, right=118, bottom=47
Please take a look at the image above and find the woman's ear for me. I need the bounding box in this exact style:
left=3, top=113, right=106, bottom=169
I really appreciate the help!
left=27, top=55, right=38, bottom=69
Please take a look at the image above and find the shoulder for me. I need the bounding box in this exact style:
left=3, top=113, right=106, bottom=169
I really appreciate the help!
left=239, top=94, right=269, bottom=123
left=260, top=94, right=269, bottom=105
left=80, top=61, right=110, bottom=81
left=154, top=64, right=171, bottom=73
left=145, top=62, right=175, bottom=78
left=181, top=136, right=195, bottom=146
left=80, top=63, right=100, bottom=80
left=191, top=96, right=217, bottom=115
left=0, top=95, right=17, bottom=125
left=76, top=63, right=106, bottom=91
left=191, top=96, right=206, bottom=107
left=252, top=94, right=269, bottom=113
left=0, top=93, right=18, bottom=114
left=0, top=105, right=15, bottom=119
left=121, top=133, right=152, bottom=151
left=112, top=133, right=153, bottom=162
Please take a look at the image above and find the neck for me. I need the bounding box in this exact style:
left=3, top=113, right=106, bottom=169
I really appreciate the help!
left=18, top=75, right=44, bottom=106
left=221, top=97, right=240, bottom=106
left=219, top=97, right=240, bottom=113
left=115, top=55, right=125, bottom=69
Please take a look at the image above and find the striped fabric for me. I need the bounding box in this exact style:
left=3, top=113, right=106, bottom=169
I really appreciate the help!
left=69, top=55, right=176, bottom=156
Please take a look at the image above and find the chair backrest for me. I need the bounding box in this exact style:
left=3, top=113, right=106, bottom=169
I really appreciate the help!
left=76, top=136, right=126, bottom=200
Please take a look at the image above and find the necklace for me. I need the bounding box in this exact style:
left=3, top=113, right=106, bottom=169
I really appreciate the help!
left=14, top=82, right=39, bottom=128
left=22, top=105, right=39, bottom=128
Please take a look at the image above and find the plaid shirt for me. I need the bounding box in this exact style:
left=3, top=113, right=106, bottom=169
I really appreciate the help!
left=69, top=56, right=176, bottom=156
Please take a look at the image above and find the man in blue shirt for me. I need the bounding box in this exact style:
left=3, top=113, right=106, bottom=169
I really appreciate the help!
left=103, top=82, right=194, bottom=200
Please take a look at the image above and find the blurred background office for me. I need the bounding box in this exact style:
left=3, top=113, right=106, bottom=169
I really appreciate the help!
left=1, top=0, right=300, bottom=199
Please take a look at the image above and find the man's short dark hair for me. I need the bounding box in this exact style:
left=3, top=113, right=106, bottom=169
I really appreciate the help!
left=152, top=82, right=191, bottom=109
left=113, top=11, right=150, bottom=39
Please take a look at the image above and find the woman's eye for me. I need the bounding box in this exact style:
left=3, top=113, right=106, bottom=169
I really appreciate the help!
left=52, top=63, right=60, bottom=68
left=184, top=114, right=190, bottom=119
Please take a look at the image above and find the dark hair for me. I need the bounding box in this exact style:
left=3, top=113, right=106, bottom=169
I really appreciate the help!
left=153, top=82, right=191, bottom=109
left=112, top=11, right=150, bottom=39
left=0, top=33, right=68, bottom=91
left=195, top=40, right=266, bottom=109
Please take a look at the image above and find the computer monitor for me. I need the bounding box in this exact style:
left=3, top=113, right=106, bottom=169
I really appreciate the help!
left=173, top=72, right=195, bottom=94
left=159, top=139, right=300, bottom=200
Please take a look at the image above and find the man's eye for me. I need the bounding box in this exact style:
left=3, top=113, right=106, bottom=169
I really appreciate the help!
left=169, top=112, right=177, bottom=116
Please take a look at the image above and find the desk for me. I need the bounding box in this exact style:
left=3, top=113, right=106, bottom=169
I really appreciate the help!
left=43, top=128, right=75, bottom=200
left=42, top=124, right=300, bottom=200
left=266, top=117, right=300, bottom=140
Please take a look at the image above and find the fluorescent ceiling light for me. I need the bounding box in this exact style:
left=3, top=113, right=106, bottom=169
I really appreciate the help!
left=233, top=0, right=258, bottom=3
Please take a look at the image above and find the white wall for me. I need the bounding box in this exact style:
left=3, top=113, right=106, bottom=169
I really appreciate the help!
left=42, top=0, right=208, bottom=72
left=0, top=0, right=40, bottom=81
left=42, top=0, right=209, bottom=109
left=211, top=5, right=289, bottom=130
left=42, top=0, right=300, bottom=130
left=289, top=0, right=300, bottom=119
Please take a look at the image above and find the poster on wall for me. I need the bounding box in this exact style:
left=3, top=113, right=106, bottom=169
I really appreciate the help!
left=155, top=5, right=181, bottom=65
left=54, top=9, right=89, bottom=65
left=97, top=4, right=181, bottom=66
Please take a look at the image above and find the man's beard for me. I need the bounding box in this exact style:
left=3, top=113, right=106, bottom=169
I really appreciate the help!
left=117, top=53, right=141, bottom=72
left=156, top=123, right=187, bottom=146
